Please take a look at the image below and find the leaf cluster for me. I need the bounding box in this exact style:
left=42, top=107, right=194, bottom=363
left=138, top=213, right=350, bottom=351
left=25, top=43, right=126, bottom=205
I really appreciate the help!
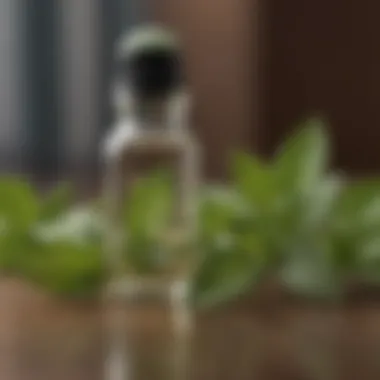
left=1, top=119, right=380, bottom=306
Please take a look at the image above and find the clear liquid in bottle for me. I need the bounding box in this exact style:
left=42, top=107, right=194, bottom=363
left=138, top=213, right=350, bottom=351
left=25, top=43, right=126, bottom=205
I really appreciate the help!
left=102, top=25, right=200, bottom=380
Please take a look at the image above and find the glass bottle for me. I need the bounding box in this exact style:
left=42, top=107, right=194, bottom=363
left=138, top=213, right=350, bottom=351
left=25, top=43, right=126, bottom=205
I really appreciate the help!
left=102, top=25, right=200, bottom=380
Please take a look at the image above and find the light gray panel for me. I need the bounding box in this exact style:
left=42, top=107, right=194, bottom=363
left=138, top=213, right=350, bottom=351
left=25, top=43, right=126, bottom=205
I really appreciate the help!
left=0, top=0, right=23, bottom=169
left=60, top=0, right=101, bottom=170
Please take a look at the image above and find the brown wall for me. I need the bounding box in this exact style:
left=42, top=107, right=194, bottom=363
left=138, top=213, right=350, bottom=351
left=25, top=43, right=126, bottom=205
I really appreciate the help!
left=263, top=0, right=380, bottom=176
left=159, top=0, right=258, bottom=179
left=263, top=0, right=380, bottom=173
left=162, top=0, right=380, bottom=178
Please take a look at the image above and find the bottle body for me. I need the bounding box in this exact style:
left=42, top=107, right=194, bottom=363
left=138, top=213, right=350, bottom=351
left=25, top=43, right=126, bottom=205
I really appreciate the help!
left=103, top=25, right=198, bottom=379
left=103, top=126, right=199, bottom=277
left=104, top=276, right=192, bottom=380
left=102, top=120, right=199, bottom=380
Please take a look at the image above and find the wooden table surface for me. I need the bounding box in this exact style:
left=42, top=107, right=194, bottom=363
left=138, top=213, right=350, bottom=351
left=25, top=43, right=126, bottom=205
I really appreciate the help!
left=1, top=277, right=380, bottom=380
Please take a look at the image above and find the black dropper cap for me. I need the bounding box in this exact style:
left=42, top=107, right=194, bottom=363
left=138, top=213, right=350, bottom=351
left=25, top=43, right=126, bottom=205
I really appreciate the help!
left=115, top=25, right=183, bottom=100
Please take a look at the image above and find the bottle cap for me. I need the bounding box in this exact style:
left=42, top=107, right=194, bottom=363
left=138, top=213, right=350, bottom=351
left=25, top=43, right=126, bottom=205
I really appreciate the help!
left=114, top=24, right=183, bottom=99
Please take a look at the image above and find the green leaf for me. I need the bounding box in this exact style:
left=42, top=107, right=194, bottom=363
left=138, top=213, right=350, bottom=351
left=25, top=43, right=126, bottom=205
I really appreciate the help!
left=194, top=248, right=261, bottom=308
left=44, top=242, right=103, bottom=297
left=0, top=177, right=39, bottom=230
left=39, top=183, right=74, bottom=222
left=358, top=236, right=380, bottom=283
left=275, top=118, right=329, bottom=195
left=36, top=205, right=103, bottom=245
left=194, top=228, right=269, bottom=308
left=330, top=180, right=380, bottom=274
left=305, top=174, right=343, bottom=227
left=230, top=151, right=276, bottom=210
left=0, top=231, right=47, bottom=275
left=280, top=245, right=342, bottom=300
left=285, top=174, right=343, bottom=242
left=19, top=239, right=103, bottom=297
left=199, top=186, right=247, bottom=239
left=334, top=179, right=380, bottom=227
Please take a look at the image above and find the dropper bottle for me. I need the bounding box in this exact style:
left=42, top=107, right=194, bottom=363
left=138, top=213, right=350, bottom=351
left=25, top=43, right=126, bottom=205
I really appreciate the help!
left=102, top=24, right=200, bottom=380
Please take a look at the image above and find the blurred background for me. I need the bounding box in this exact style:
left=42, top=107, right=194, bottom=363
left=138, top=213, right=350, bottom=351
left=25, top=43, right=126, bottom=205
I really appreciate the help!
left=3, top=0, right=379, bottom=186
left=2, top=2, right=380, bottom=380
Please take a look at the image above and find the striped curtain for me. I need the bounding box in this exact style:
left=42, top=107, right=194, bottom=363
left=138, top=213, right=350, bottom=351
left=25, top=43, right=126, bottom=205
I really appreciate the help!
left=0, top=0, right=144, bottom=180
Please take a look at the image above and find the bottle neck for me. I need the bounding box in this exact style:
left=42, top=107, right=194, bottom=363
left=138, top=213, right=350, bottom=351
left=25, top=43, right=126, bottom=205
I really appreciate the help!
left=112, top=83, right=190, bottom=135
left=135, top=97, right=169, bottom=131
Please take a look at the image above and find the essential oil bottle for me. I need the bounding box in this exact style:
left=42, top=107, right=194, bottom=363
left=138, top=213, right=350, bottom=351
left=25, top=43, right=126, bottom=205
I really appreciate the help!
left=102, top=24, right=200, bottom=380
